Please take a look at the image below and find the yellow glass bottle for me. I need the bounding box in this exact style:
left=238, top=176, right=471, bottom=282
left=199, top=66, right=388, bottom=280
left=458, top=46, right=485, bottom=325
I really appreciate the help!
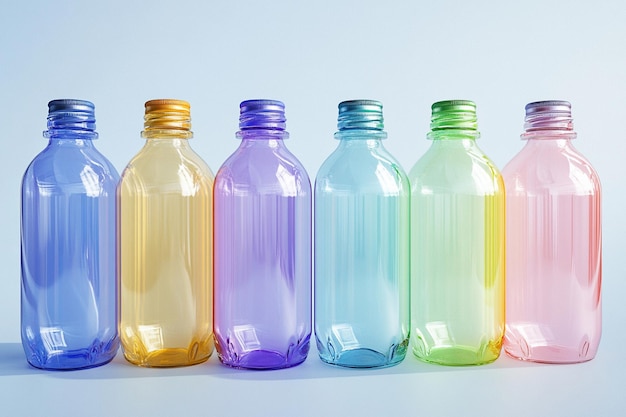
left=119, top=99, right=214, bottom=367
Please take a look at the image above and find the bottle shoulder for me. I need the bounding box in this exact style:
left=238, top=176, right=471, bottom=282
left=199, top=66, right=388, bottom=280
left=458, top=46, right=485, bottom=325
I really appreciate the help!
left=316, top=146, right=409, bottom=195
left=502, top=142, right=601, bottom=194
left=23, top=143, right=119, bottom=192
left=215, top=145, right=311, bottom=197
left=409, top=141, right=502, bottom=194
left=120, top=144, right=213, bottom=179
left=118, top=144, right=214, bottom=195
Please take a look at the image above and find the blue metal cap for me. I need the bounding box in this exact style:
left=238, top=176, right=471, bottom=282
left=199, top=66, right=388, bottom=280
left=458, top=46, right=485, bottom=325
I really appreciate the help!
left=337, top=100, right=384, bottom=130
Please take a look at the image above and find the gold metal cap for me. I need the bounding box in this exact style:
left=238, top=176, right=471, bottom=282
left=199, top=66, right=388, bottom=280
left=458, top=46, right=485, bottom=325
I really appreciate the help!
left=142, top=99, right=192, bottom=138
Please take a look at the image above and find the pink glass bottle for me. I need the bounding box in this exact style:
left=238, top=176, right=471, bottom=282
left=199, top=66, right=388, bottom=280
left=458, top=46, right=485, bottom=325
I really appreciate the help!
left=503, top=100, right=602, bottom=363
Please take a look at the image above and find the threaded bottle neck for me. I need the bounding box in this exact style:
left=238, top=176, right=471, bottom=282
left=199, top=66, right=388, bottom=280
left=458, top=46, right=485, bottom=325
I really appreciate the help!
left=141, top=99, right=193, bottom=139
left=523, top=100, right=574, bottom=131
left=43, top=99, right=98, bottom=139
left=334, top=100, right=387, bottom=140
left=234, top=99, right=288, bottom=141
left=428, top=100, right=479, bottom=140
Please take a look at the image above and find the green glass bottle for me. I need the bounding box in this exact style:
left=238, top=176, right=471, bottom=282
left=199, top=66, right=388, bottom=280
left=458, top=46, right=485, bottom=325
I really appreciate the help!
left=409, top=100, right=505, bottom=366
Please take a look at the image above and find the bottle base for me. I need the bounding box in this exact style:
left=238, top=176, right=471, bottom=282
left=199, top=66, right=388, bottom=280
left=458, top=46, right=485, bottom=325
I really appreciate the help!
left=218, top=349, right=308, bottom=370
left=123, top=347, right=212, bottom=368
left=216, top=336, right=310, bottom=370
left=504, top=344, right=596, bottom=364
left=23, top=339, right=119, bottom=371
left=121, top=336, right=214, bottom=368
left=316, top=336, right=409, bottom=369
left=319, top=347, right=406, bottom=369
left=412, top=344, right=500, bottom=366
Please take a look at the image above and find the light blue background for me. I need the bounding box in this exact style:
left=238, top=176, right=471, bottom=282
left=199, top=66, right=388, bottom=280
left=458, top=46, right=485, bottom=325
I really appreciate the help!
left=1, top=1, right=624, bottom=415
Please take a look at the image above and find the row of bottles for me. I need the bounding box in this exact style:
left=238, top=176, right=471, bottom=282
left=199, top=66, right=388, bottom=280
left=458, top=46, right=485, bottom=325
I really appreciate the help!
left=20, top=98, right=602, bottom=371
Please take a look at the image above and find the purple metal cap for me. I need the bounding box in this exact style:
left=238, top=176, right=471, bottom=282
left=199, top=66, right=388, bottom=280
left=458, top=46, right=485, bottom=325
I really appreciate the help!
left=239, top=99, right=286, bottom=130
left=524, top=100, right=573, bottom=131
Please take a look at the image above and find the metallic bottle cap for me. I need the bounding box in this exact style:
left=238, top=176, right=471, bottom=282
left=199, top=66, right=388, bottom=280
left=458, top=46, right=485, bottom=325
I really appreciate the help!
left=45, top=99, right=97, bottom=135
left=430, top=100, right=478, bottom=131
left=142, top=99, right=192, bottom=138
left=239, top=99, right=286, bottom=130
left=524, top=100, right=573, bottom=131
left=337, top=100, right=384, bottom=131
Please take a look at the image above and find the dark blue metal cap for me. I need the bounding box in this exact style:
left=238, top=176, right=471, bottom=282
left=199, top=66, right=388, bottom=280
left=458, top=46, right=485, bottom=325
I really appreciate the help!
left=45, top=99, right=97, bottom=137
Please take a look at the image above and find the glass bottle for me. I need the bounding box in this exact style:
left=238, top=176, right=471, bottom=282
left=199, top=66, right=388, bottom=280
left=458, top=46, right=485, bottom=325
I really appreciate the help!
left=314, top=100, right=409, bottom=368
left=118, top=99, right=214, bottom=367
left=409, top=100, right=505, bottom=366
left=21, top=99, right=120, bottom=370
left=214, top=99, right=311, bottom=370
left=503, top=100, right=602, bottom=363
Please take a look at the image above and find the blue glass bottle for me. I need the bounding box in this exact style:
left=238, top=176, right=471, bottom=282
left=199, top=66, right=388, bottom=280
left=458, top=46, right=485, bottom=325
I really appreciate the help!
left=21, top=99, right=120, bottom=370
left=314, top=100, right=410, bottom=368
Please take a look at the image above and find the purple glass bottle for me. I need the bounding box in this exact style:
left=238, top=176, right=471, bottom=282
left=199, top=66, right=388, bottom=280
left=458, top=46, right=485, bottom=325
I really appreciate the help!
left=214, top=100, right=312, bottom=369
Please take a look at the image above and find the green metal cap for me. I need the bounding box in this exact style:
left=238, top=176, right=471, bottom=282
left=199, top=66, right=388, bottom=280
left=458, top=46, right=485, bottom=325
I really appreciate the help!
left=430, top=100, right=478, bottom=131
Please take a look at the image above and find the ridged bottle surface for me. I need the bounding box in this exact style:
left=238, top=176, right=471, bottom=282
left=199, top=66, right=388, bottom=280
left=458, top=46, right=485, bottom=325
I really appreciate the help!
left=315, top=100, right=409, bottom=368
left=409, top=100, right=505, bottom=366
left=503, top=100, right=602, bottom=363
left=214, top=100, right=311, bottom=369
left=21, top=99, right=120, bottom=370
left=118, top=99, right=214, bottom=367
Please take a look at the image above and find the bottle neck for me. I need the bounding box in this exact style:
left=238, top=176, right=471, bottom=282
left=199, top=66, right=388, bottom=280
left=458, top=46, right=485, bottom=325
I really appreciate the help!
left=236, top=128, right=289, bottom=143
left=46, top=137, right=96, bottom=147
left=521, top=130, right=577, bottom=141
left=334, top=129, right=387, bottom=141
left=522, top=100, right=576, bottom=141
left=428, top=129, right=479, bottom=141
left=44, top=99, right=98, bottom=141
left=142, top=136, right=193, bottom=149
left=142, top=129, right=193, bottom=140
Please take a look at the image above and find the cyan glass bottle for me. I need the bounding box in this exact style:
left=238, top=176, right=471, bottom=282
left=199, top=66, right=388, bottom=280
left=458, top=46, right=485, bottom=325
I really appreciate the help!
left=21, top=99, right=120, bottom=370
left=409, top=100, right=505, bottom=366
left=315, top=100, right=410, bottom=368
left=214, top=99, right=312, bottom=370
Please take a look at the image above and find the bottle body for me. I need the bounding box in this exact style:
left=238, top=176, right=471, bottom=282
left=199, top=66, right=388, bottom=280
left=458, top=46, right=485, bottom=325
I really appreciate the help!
left=214, top=100, right=311, bottom=370
left=314, top=100, right=409, bottom=368
left=410, top=101, right=505, bottom=366
left=119, top=100, right=214, bottom=367
left=21, top=100, right=119, bottom=370
left=503, top=101, right=601, bottom=363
